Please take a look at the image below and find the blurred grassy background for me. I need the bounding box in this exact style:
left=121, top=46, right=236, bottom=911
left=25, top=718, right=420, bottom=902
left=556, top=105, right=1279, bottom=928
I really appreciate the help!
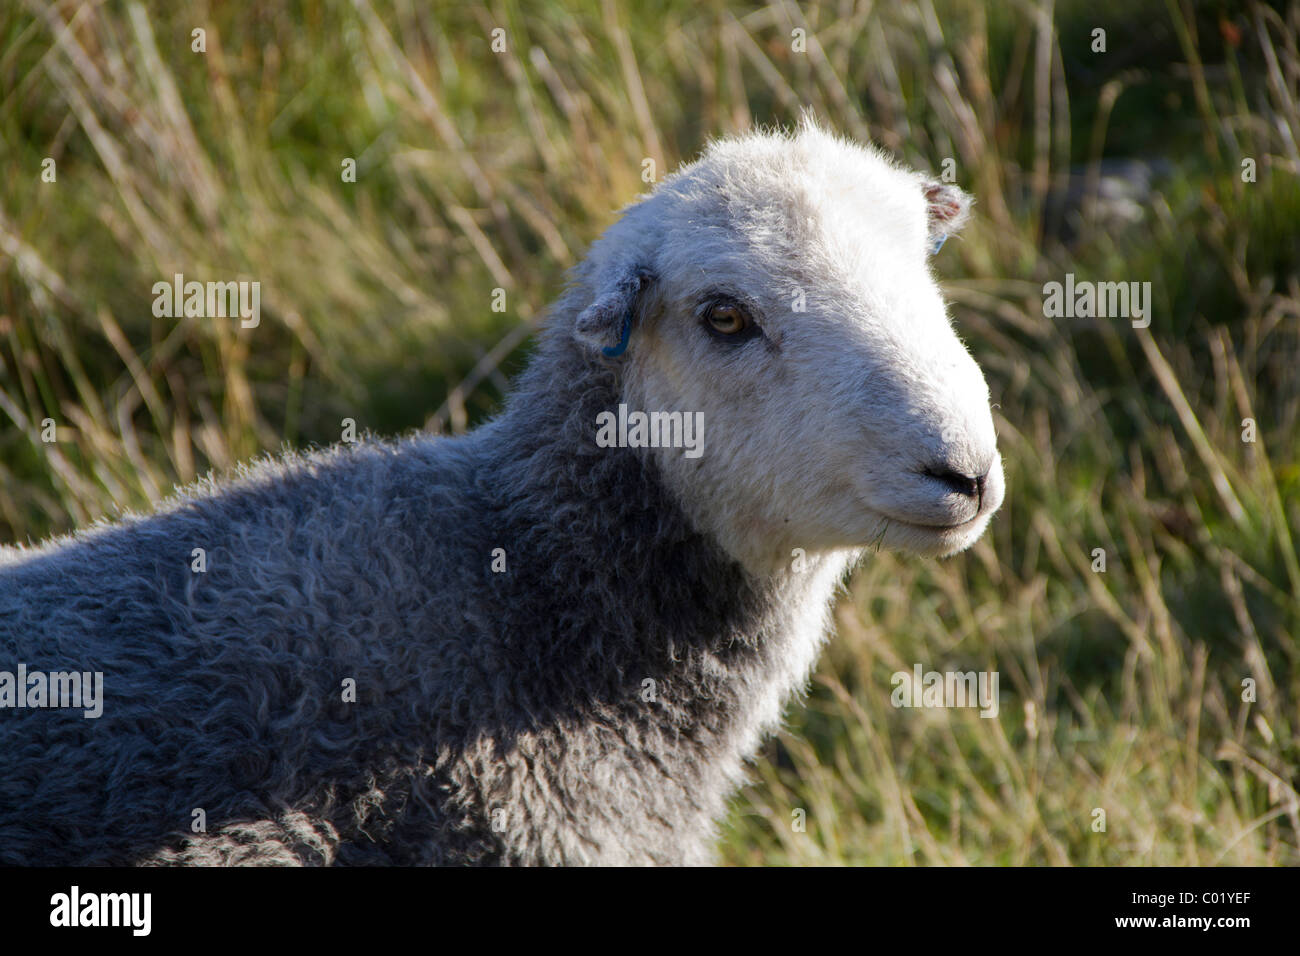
left=1, top=0, right=1297, bottom=864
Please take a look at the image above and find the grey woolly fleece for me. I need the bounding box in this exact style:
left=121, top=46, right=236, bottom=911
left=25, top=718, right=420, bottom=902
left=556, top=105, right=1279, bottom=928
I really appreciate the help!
left=0, top=293, right=833, bottom=866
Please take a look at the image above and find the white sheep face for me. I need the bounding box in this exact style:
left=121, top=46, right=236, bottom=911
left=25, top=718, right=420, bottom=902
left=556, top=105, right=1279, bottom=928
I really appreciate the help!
left=574, top=122, right=1004, bottom=573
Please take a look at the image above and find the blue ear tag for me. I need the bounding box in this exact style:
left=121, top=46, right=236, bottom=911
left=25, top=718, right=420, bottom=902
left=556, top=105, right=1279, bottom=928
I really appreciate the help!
left=602, top=309, right=634, bottom=357
left=931, top=235, right=947, bottom=255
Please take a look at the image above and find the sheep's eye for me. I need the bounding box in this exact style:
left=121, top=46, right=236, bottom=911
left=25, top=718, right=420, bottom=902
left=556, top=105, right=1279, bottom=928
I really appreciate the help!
left=704, top=303, right=751, bottom=336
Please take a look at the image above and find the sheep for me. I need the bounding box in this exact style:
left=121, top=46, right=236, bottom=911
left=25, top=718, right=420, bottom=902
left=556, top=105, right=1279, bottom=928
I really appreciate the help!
left=0, top=119, right=1004, bottom=866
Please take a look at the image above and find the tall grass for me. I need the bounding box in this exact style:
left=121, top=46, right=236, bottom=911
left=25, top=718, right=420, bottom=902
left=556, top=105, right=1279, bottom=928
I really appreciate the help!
left=1, top=0, right=1296, bottom=864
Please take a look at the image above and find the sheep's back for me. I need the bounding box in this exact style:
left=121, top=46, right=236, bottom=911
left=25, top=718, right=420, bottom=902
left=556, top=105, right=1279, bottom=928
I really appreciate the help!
left=0, top=438, right=481, bottom=865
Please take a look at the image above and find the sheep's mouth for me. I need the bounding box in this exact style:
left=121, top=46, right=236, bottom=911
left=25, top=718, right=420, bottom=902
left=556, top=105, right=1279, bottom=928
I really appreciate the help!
left=860, top=459, right=1004, bottom=542
left=862, top=508, right=992, bottom=558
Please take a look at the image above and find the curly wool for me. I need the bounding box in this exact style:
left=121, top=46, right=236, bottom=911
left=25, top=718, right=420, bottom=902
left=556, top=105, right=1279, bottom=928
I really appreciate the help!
left=0, top=316, right=847, bottom=865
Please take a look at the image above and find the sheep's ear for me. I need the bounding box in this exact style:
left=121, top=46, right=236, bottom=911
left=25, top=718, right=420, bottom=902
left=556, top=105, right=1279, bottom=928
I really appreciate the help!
left=922, top=181, right=971, bottom=255
left=572, top=265, right=656, bottom=357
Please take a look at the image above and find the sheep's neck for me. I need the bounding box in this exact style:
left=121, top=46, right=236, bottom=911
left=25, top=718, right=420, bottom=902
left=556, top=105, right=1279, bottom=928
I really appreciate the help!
left=477, top=344, right=853, bottom=813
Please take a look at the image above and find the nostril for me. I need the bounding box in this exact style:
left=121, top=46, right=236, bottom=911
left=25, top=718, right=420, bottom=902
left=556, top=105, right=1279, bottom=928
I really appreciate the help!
left=923, top=465, right=983, bottom=499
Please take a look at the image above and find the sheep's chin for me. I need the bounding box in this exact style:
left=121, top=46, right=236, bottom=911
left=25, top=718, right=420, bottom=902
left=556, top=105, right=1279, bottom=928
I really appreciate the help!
left=862, top=510, right=994, bottom=559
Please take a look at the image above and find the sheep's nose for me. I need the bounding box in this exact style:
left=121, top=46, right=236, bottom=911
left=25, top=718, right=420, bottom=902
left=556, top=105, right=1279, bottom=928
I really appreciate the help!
left=924, top=465, right=986, bottom=500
